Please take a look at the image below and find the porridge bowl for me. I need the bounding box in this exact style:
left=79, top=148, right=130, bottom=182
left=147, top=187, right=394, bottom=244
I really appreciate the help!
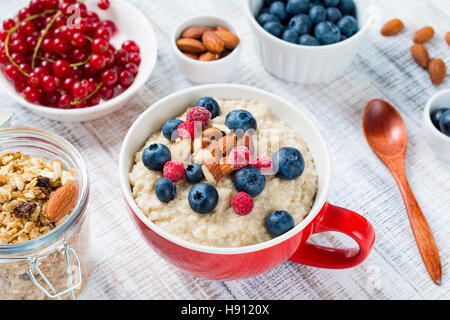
left=119, top=84, right=375, bottom=280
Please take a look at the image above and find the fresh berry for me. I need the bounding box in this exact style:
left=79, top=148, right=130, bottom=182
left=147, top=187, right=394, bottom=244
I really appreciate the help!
left=122, top=40, right=140, bottom=53
left=228, top=146, right=250, bottom=170
left=185, top=163, right=204, bottom=183
left=263, top=21, right=284, bottom=37
left=314, top=21, right=341, bottom=45
left=100, top=68, right=118, bottom=87
left=52, top=59, right=71, bottom=79
left=177, top=121, right=195, bottom=140
left=251, top=156, right=273, bottom=174
left=188, top=183, right=219, bottom=214
left=337, top=15, right=358, bottom=38
left=233, top=166, right=266, bottom=197
left=163, top=160, right=185, bottom=183
left=326, top=7, right=342, bottom=24
left=430, top=108, right=449, bottom=130
left=225, top=110, right=257, bottom=134
left=98, top=0, right=110, bottom=10
left=265, top=211, right=295, bottom=237
left=196, top=96, right=220, bottom=119
left=273, top=147, right=305, bottom=180
left=309, top=5, right=327, bottom=24
left=269, top=1, right=288, bottom=22
left=23, top=86, right=40, bottom=102
left=162, top=119, right=183, bottom=141
left=439, top=110, right=450, bottom=137
left=41, top=75, right=58, bottom=92
left=282, top=29, right=299, bottom=43
left=118, top=70, right=134, bottom=88
left=288, top=14, right=312, bottom=35
left=91, top=38, right=109, bottom=54
left=339, top=0, right=356, bottom=16
left=257, top=13, right=280, bottom=26
left=286, top=0, right=311, bottom=15
left=142, top=143, right=171, bottom=171
left=155, top=178, right=176, bottom=203
left=298, top=34, right=320, bottom=45
left=231, top=192, right=254, bottom=216
left=324, top=0, right=340, bottom=6
left=186, top=106, right=211, bottom=128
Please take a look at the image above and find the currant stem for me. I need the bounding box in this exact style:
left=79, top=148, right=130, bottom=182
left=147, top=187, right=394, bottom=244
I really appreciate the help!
left=31, top=11, right=62, bottom=69
left=70, top=82, right=103, bottom=106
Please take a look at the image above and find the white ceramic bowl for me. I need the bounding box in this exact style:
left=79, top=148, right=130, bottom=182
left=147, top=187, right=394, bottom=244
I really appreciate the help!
left=0, top=0, right=157, bottom=122
left=423, top=89, right=450, bottom=164
left=170, top=16, right=242, bottom=84
left=245, top=0, right=375, bottom=84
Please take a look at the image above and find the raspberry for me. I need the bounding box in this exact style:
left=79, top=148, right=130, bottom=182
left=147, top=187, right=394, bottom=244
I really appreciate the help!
left=163, top=160, right=185, bottom=183
left=231, top=192, right=254, bottom=216
left=228, top=146, right=250, bottom=169
left=177, top=121, right=195, bottom=140
left=251, top=155, right=273, bottom=174
left=186, top=106, right=211, bottom=128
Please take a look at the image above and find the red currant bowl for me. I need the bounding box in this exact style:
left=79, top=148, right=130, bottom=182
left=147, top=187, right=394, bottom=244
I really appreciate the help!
left=0, top=0, right=157, bottom=122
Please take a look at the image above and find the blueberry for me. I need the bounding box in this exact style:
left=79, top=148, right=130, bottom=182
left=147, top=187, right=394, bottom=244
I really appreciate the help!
left=282, top=29, right=300, bottom=43
left=188, top=183, right=219, bottom=214
left=264, top=0, right=278, bottom=5
left=162, top=119, right=183, bottom=141
left=259, top=7, right=270, bottom=15
left=298, top=34, right=320, bottom=45
left=439, top=110, right=450, bottom=137
left=430, top=108, right=449, bottom=130
left=225, top=110, right=257, bottom=134
left=155, top=178, right=176, bottom=203
left=185, top=163, right=204, bottom=183
left=269, top=1, right=288, bottom=22
left=273, top=147, right=305, bottom=180
left=288, top=14, right=312, bottom=35
left=286, top=0, right=311, bottom=15
left=142, top=143, right=171, bottom=171
left=263, top=21, right=285, bottom=38
left=338, top=0, right=356, bottom=16
left=257, top=13, right=280, bottom=26
left=324, top=0, right=340, bottom=7
left=233, top=166, right=266, bottom=197
left=337, top=15, right=358, bottom=37
left=265, top=211, right=295, bottom=237
left=309, top=5, right=327, bottom=24
left=326, top=7, right=342, bottom=24
left=340, top=34, right=347, bottom=41
left=196, top=97, right=220, bottom=119
left=314, top=21, right=341, bottom=45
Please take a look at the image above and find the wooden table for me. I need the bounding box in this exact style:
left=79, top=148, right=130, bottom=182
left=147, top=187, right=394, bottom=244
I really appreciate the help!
left=1, top=0, right=449, bottom=299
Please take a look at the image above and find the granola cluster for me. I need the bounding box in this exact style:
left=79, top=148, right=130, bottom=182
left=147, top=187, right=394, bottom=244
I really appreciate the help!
left=0, top=152, right=76, bottom=244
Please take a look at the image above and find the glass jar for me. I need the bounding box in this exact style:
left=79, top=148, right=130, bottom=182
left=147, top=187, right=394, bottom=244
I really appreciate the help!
left=0, top=127, right=91, bottom=300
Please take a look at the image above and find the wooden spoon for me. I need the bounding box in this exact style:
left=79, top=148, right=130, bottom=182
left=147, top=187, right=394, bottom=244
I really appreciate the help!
left=362, top=98, right=442, bottom=285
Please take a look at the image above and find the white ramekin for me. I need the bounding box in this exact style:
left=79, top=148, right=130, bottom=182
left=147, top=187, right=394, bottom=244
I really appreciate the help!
left=0, top=0, right=157, bottom=122
left=245, top=0, right=375, bottom=84
left=171, top=16, right=242, bottom=84
left=423, top=89, right=450, bottom=164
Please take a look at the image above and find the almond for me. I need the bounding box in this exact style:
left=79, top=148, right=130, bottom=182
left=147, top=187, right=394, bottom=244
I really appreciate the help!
left=413, top=26, right=435, bottom=44
left=381, top=19, right=404, bottom=36
left=45, top=184, right=78, bottom=222
left=207, top=134, right=236, bottom=158
left=199, top=51, right=219, bottom=61
left=202, top=31, right=225, bottom=54
left=172, top=139, right=192, bottom=162
left=192, top=137, right=211, bottom=152
left=214, top=30, right=240, bottom=50
left=181, top=26, right=214, bottom=40
left=428, top=58, right=446, bottom=86
left=184, top=52, right=199, bottom=60
left=194, top=149, right=214, bottom=164
left=176, top=38, right=206, bottom=53
left=201, top=157, right=234, bottom=184
left=216, top=26, right=230, bottom=32
left=445, top=32, right=450, bottom=46
left=410, top=43, right=429, bottom=67
left=202, top=127, right=223, bottom=141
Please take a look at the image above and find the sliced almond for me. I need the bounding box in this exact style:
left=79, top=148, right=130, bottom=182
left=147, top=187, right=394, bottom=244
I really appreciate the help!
left=202, top=157, right=234, bottom=184
left=194, top=149, right=214, bottom=164
left=207, top=134, right=236, bottom=158
left=45, top=184, right=78, bottom=222
left=212, top=123, right=231, bottom=135
left=176, top=38, right=206, bottom=53
left=172, top=139, right=192, bottom=162
left=381, top=19, right=404, bottom=36
left=181, top=26, right=214, bottom=40
left=410, top=43, right=429, bottom=67
left=202, top=127, right=223, bottom=141
left=413, top=26, right=435, bottom=44
left=192, top=137, right=211, bottom=153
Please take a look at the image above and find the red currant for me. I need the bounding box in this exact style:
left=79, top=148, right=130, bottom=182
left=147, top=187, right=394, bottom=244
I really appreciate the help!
left=18, top=8, right=31, bottom=21
left=122, top=40, right=140, bottom=53
left=99, top=85, right=114, bottom=100
left=89, top=54, right=106, bottom=71
left=91, top=38, right=109, bottom=54
left=102, top=20, right=117, bottom=34
left=3, top=19, right=16, bottom=31
left=100, top=68, right=118, bottom=87
left=25, top=35, right=38, bottom=52
left=71, top=80, right=88, bottom=99
left=0, top=30, right=8, bottom=43
left=9, top=39, right=28, bottom=55
left=104, top=48, right=115, bottom=66
left=95, top=26, right=111, bottom=41
left=33, top=66, right=48, bottom=78
left=128, top=52, right=141, bottom=66
left=0, top=48, right=8, bottom=64
left=19, top=63, right=32, bottom=75
left=57, top=93, right=72, bottom=108
left=4, top=64, right=21, bottom=81
left=98, top=0, right=110, bottom=10
left=125, top=63, right=139, bottom=76
left=119, top=70, right=134, bottom=88
left=52, top=59, right=71, bottom=79
left=41, top=38, right=53, bottom=53
left=115, top=49, right=128, bottom=65
left=71, top=32, right=87, bottom=48
left=27, top=71, right=42, bottom=87
left=24, top=86, right=40, bottom=102
left=18, top=21, right=35, bottom=38
left=44, top=0, right=59, bottom=10
left=86, top=93, right=100, bottom=106
left=41, top=75, right=58, bottom=92
left=10, top=53, right=25, bottom=65
left=53, top=37, right=69, bottom=54
left=14, top=76, right=28, bottom=93
left=29, top=0, right=46, bottom=15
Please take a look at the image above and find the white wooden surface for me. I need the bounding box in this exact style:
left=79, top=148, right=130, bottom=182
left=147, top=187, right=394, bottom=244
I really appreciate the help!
left=1, top=0, right=449, bottom=300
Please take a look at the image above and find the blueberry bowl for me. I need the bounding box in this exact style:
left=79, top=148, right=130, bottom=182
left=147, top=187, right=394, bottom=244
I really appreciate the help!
left=245, top=0, right=375, bottom=84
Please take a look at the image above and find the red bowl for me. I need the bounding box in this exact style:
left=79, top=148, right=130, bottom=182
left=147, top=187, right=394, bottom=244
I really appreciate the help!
left=119, top=84, right=375, bottom=280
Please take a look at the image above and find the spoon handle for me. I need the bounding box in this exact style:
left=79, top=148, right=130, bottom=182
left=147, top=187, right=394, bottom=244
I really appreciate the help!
left=390, top=163, right=442, bottom=285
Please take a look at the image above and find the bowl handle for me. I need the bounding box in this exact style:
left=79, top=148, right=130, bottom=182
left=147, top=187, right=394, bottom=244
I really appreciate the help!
left=288, top=202, right=375, bottom=269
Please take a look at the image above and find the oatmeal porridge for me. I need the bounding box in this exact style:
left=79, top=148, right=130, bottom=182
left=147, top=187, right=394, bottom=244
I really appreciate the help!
left=129, top=98, right=318, bottom=248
